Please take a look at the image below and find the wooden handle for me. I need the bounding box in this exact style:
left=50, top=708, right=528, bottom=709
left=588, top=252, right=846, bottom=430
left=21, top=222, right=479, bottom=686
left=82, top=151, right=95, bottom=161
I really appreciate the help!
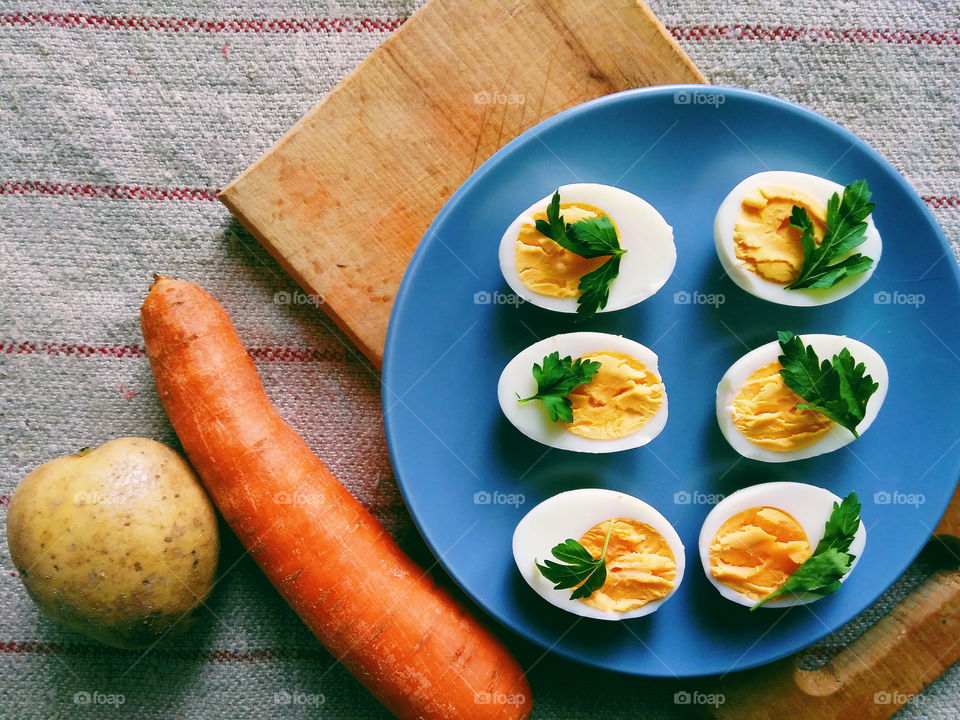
left=707, top=485, right=960, bottom=720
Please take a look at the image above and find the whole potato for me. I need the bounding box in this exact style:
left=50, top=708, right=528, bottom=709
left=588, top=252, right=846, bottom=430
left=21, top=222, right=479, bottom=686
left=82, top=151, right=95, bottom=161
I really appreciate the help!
left=6, top=437, right=219, bottom=649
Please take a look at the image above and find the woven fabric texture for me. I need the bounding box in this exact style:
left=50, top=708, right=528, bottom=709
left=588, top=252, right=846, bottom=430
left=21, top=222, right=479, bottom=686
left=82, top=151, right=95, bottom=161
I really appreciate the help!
left=1, top=0, right=957, bottom=718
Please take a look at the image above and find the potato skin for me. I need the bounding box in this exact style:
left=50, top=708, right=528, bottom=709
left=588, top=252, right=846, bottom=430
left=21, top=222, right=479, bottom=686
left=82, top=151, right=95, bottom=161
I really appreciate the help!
left=6, top=437, right=219, bottom=649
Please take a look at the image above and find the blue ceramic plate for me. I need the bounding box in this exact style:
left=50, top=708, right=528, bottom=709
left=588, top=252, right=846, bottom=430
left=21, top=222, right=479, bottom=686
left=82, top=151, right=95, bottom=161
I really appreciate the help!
left=382, top=86, right=960, bottom=677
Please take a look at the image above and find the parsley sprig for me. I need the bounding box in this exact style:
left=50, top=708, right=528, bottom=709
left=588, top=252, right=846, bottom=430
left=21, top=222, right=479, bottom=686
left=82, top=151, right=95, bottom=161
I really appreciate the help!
left=535, top=191, right=627, bottom=319
left=752, top=492, right=861, bottom=609
left=536, top=520, right=616, bottom=600
left=786, top=179, right=875, bottom=290
left=777, top=331, right=879, bottom=438
left=517, top=351, right=601, bottom=423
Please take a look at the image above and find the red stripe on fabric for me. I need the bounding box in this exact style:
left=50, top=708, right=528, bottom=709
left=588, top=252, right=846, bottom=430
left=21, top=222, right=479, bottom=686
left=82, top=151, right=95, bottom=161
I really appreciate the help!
left=0, top=13, right=405, bottom=33
left=204, top=648, right=319, bottom=662
left=1, top=341, right=148, bottom=358
left=1, top=341, right=350, bottom=364
left=247, top=347, right=349, bottom=363
left=0, top=495, right=8, bottom=506
left=0, top=641, right=324, bottom=661
left=1, top=642, right=49, bottom=655
left=923, top=195, right=960, bottom=209
left=0, top=181, right=219, bottom=201
left=3, top=182, right=956, bottom=211
left=668, top=25, right=960, bottom=45
left=1, top=15, right=954, bottom=44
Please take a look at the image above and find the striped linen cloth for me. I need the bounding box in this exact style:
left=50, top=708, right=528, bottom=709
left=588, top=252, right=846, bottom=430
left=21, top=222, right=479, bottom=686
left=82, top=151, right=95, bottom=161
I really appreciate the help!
left=1, top=1, right=957, bottom=718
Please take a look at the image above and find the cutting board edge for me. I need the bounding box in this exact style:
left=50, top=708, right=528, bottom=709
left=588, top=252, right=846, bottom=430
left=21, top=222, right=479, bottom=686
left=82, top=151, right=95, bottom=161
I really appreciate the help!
left=628, top=0, right=708, bottom=84
left=218, top=191, right=384, bottom=369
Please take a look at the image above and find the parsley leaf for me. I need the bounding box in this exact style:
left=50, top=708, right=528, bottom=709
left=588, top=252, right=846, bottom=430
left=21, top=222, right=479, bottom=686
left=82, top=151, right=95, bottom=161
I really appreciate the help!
left=815, top=492, right=862, bottom=556
left=567, top=215, right=625, bottom=258
left=534, top=191, right=569, bottom=248
left=777, top=331, right=879, bottom=437
left=536, top=520, right=616, bottom=600
left=533, top=190, right=627, bottom=318
left=786, top=179, right=876, bottom=290
left=517, top=351, right=601, bottom=423
left=577, top=253, right=623, bottom=319
left=752, top=493, right=861, bottom=609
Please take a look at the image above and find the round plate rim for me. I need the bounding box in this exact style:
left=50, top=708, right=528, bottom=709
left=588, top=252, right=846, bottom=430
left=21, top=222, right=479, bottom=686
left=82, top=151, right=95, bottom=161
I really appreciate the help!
left=382, top=84, right=960, bottom=676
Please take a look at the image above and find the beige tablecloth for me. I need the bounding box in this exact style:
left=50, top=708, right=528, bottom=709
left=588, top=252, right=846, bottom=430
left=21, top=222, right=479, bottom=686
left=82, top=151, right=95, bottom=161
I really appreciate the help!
left=1, top=1, right=958, bottom=717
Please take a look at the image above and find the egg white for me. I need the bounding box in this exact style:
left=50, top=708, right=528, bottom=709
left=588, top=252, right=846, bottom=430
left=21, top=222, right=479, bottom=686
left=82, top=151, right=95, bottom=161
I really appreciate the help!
left=498, top=332, right=668, bottom=453
left=698, top=481, right=867, bottom=608
left=716, top=334, right=888, bottom=463
left=498, top=183, right=676, bottom=313
left=714, top=171, right=882, bottom=306
left=514, top=488, right=685, bottom=620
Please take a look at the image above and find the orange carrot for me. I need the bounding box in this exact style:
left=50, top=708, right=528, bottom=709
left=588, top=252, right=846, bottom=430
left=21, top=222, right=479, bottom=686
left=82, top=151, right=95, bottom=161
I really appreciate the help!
left=141, top=276, right=531, bottom=720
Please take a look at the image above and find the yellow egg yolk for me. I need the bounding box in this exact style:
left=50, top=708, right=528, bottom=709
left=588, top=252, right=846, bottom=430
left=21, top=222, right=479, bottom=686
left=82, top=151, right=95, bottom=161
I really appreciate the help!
left=566, top=351, right=663, bottom=440
left=709, top=506, right=812, bottom=601
left=515, top=203, right=611, bottom=298
left=734, top=185, right=827, bottom=284
left=577, top=518, right=676, bottom=613
left=732, top=362, right=832, bottom=451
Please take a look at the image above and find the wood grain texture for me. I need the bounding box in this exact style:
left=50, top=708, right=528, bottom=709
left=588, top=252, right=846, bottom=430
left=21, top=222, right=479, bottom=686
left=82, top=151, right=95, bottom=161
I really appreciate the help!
left=219, top=0, right=704, bottom=366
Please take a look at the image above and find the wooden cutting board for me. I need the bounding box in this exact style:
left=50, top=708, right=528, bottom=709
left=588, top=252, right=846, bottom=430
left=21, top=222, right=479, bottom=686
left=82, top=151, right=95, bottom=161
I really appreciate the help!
left=220, top=0, right=959, bottom=715
left=219, top=0, right=704, bottom=366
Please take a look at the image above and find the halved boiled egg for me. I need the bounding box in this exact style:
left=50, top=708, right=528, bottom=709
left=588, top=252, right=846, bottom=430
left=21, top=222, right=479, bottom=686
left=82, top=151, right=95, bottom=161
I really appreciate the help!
left=698, top=482, right=866, bottom=608
left=714, top=171, right=882, bottom=305
left=498, top=332, right=667, bottom=453
left=514, top=488, right=685, bottom=620
left=498, top=183, right=676, bottom=313
left=716, top=334, right=887, bottom=462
